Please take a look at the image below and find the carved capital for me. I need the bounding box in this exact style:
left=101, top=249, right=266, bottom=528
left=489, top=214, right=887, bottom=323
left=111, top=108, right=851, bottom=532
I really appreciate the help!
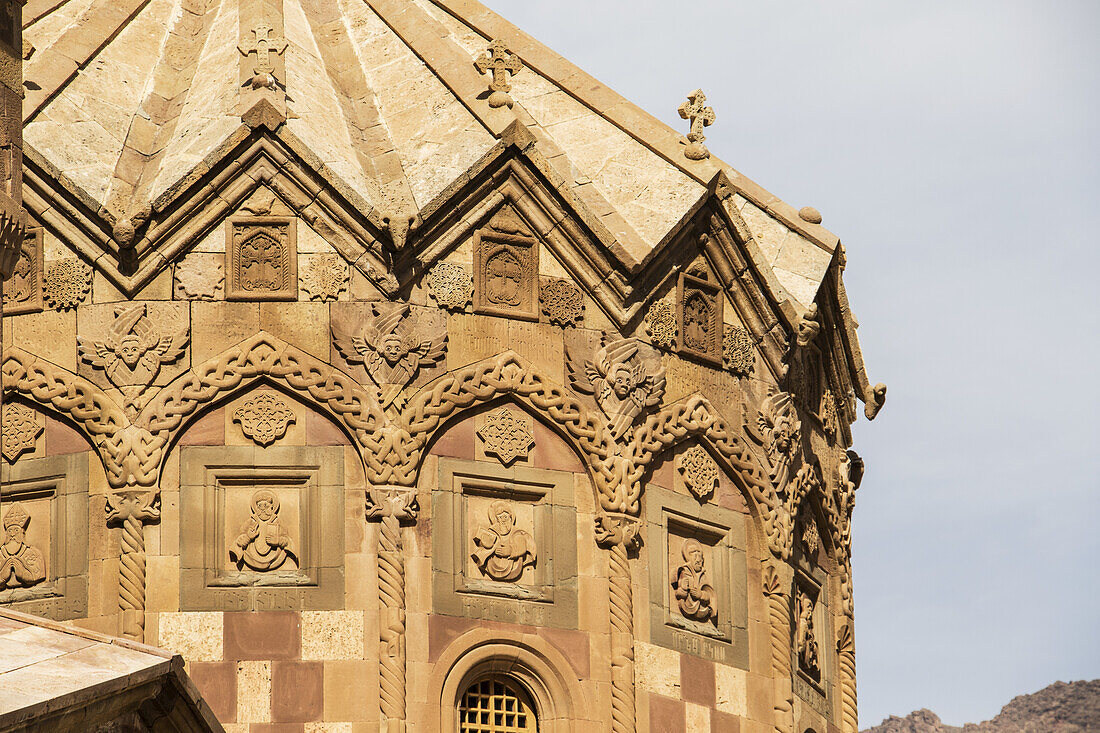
left=366, top=485, right=419, bottom=524
left=594, top=513, right=642, bottom=552
left=762, top=563, right=792, bottom=597
left=105, top=489, right=160, bottom=526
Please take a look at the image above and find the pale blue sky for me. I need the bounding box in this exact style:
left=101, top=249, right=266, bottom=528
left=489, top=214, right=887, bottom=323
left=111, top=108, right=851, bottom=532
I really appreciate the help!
left=480, top=1, right=1100, bottom=726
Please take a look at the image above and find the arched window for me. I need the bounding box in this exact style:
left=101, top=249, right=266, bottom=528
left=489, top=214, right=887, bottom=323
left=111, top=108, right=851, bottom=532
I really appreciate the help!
left=458, top=676, right=538, bottom=733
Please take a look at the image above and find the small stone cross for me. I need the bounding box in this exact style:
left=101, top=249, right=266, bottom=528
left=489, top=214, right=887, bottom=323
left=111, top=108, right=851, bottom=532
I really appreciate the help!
left=678, top=89, right=716, bottom=160
left=238, top=24, right=287, bottom=89
left=474, top=39, right=523, bottom=108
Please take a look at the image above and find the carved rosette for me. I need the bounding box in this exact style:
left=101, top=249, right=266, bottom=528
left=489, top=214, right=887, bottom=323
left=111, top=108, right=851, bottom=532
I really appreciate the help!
left=677, top=444, right=719, bottom=502
left=232, top=392, right=296, bottom=446
left=174, top=254, right=224, bottom=300
left=1, top=403, right=42, bottom=461
left=426, top=261, right=473, bottom=311
left=645, top=297, right=677, bottom=349
left=477, top=407, right=534, bottom=466
left=540, top=278, right=583, bottom=327
left=106, top=489, right=160, bottom=641
left=43, top=259, right=91, bottom=310
left=722, top=325, right=754, bottom=375
left=300, top=253, right=348, bottom=301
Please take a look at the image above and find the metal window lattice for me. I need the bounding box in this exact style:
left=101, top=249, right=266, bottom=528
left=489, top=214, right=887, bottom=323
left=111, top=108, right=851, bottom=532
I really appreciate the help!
left=459, top=678, right=536, bottom=733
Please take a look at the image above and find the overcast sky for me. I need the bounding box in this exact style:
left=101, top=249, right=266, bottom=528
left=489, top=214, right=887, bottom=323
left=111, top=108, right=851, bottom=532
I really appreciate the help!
left=480, top=1, right=1100, bottom=726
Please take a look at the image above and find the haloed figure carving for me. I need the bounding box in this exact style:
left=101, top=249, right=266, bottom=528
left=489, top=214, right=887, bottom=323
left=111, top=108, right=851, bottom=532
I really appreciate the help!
left=0, top=505, right=45, bottom=590
left=797, top=591, right=821, bottom=676
left=471, top=502, right=536, bottom=582
left=230, top=489, right=298, bottom=572
left=671, top=538, right=716, bottom=623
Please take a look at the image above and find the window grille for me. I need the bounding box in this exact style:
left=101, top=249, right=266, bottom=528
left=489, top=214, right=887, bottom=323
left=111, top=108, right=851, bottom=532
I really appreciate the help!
left=458, top=677, right=537, bottom=733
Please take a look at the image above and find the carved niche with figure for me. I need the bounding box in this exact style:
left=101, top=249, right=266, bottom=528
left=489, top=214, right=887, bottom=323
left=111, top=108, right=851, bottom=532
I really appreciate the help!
left=227, top=216, right=297, bottom=300
left=670, top=538, right=716, bottom=624
left=229, top=489, right=298, bottom=572
left=796, top=589, right=821, bottom=677
left=677, top=268, right=723, bottom=364
left=2, top=228, right=41, bottom=315
left=470, top=502, right=537, bottom=582
left=474, top=207, right=539, bottom=319
left=0, top=504, right=45, bottom=590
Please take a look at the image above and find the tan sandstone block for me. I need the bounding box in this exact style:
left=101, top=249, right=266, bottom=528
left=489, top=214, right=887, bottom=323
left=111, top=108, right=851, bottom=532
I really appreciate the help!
left=715, top=664, right=748, bottom=717
left=237, top=660, right=272, bottom=723
left=145, top=555, right=179, bottom=612
left=685, top=702, right=711, bottom=733
left=306, top=724, right=354, bottom=733
left=635, top=641, right=681, bottom=697
left=11, top=310, right=77, bottom=371
left=158, top=611, right=224, bottom=662
left=260, top=301, right=330, bottom=360
left=322, top=660, right=375, bottom=722
left=190, top=301, right=260, bottom=363
left=301, top=610, right=365, bottom=660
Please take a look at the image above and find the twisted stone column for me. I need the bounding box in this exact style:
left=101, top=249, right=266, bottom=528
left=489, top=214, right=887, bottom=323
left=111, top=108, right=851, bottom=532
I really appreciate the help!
left=105, top=490, right=160, bottom=641
left=763, top=564, right=794, bottom=733
left=595, top=513, right=642, bottom=733
left=836, top=623, right=858, bottom=733
left=367, top=485, right=418, bottom=733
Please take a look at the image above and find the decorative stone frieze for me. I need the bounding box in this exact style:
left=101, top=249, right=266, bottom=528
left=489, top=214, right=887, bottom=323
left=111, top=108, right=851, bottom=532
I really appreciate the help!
left=1, top=402, right=41, bottom=461
left=722, top=325, right=754, bottom=376
left=476, top=406, right=534, bottom=466
left=174, top=252, right=224, bottom=300
left=474, top=207, right=539, bottom=319
left=226, top=216, right=297, bottom=300
left=678, top=269, right=723, bottom=364
left=426, top=261, right=473, bottom=311
left=540, top=278, right=583, bottom=327
left=42, top=258, right=90, bottom=310
left=568, top=336, right=666, bottom=442
left=470, top=501, right=537, bottom=582
left=473, top=38, right=523, bottom=109
left=678, top=89, right=715, bottom=160
left=300, top=253, right=347, bottom=301
left=232, top=391, right=296, bottom=446
left=2, top=227, right=42, bottom=315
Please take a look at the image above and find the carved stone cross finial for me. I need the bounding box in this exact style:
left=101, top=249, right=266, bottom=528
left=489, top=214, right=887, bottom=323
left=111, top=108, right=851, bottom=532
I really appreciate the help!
left=238, top=24, right=287, bottom=90
left=474, top=39, right=523, bottom=108
left=678, top=89, right=715, bottom=160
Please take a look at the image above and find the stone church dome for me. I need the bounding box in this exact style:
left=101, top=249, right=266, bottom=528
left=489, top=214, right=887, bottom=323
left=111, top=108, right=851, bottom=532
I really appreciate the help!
left=2, top=0, right=884, bottom=731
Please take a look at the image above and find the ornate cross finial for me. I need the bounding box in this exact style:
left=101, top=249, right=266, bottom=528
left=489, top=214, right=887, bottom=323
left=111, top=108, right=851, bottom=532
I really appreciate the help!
left=474, top=39, right=523, bottom=108
left=238, top=24, right=287, bottom=90
left=678, top=89, right=716, bottom=160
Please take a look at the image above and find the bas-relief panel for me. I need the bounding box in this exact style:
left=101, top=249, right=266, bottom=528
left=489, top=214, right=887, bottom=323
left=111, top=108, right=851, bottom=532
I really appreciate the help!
left=179, top=446, right=344, bottom=611
left=646, top=485, right=748, bottom=667
left=432, top=457, right=577, bottom=628
left=2, top=227, right=42, bottom=315
left=0, top=454, right=89, bottom=620
left=226, top=216, right=297, bottom=301
left=793, top=561, right=831, bottom=715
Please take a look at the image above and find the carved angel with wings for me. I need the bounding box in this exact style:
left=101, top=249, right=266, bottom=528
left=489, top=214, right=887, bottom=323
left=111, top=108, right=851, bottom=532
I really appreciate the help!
left=568, top=335, right=665, bottom=441
left=332, top=302, right=447, bottom=410
left=78, top=304, right=189, bottom=417
left=747, top=390, right=802, bottom=496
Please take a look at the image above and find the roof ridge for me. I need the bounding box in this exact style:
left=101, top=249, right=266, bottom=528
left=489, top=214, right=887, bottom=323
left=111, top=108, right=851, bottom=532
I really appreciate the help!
left=0, top=607, right=177, bottom=661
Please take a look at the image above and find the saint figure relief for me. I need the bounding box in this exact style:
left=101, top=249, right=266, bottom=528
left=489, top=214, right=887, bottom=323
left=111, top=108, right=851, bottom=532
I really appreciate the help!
left=471, top=501, right=537, bottom=582
left=796, top=591, right=820, bottom=675
left=671, top=538, right=716, bottom=623
left=0, top=504, right=45, bottom=590
left=229, top=489, right=298, bottom=572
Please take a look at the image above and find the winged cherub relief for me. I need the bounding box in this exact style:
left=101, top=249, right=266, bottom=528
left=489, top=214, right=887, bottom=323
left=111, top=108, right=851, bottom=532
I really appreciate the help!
left=568, top=335, right=666, bottom=441
left=78, top=304, right=189, bottom=417
left=332, top=302, right=447, bottom=411
left=747, top=390, right=802, bottom=496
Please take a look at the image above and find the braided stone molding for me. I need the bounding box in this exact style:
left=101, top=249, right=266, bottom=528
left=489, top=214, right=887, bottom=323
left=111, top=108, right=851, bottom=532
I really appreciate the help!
left=367, top=485, right=418, bottom=730
left=106, top=489, right=160, bottom=641
left=836, top=623, right=858, bottom=733
left=595, top=514, right=641, bottom=733
left=763, top=564, right=794, bottom=733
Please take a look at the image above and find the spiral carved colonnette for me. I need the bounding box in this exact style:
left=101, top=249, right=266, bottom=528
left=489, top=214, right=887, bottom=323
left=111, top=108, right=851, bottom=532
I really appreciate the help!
left=837, top=624, right=858, bottom=733
left=378, top=513, right=406, bottom=725
left=106, top=490, right=159, bottom=641
left=763, top=566, right=794, bottom=733
left=608, top=540, right=635, bottom=733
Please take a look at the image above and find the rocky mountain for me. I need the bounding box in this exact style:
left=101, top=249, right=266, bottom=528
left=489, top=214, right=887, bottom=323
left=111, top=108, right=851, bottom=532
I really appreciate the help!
left=861, top=680, right=1099, bottom=733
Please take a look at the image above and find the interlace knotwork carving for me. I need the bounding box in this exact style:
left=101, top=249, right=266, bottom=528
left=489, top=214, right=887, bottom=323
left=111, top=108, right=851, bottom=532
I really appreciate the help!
left=1, top=403, right=41, bottom=461
left=106, top=489, right=160, bottom=640
left=426, top=262, right=473, bottom=312
left=836, top=624, right=858, bottom=733
left=300, top=254, right=347, bottom=302
left=43, top=259, right=91, bottom=310
left=722, top=325, right=754, bottom=376
left=174, top=254, right=224, bottom=300
left=332, top=302, right=446, bottom=412
left=796, top=590, right=820, bottom=677
left=473, top=38, right=523, bottom=108
left=477, top=407, right=534, bottom=466
left=567, top=336, right=665, bottom=443
left=645, top=297, right=677, bottom=350
left=0, top=504, right=45, bottom=590
left=471, top=501, right=536, bottom=582
left=78, top=304, right=189, bottom=418
left=238, top=23, right=287, bottom=90
left=677, top=444, right=718, bottom=502
left=678, top=89, right=715, bottom=160
left=671, top=538, right=716, bottom=623
left=540, top=278, right=583, bottom=327
left=798, top=512, right=820, bottom=562
left=229, top=489, right=297, bottom=571
left=232, top=392, right=296, bottom=446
